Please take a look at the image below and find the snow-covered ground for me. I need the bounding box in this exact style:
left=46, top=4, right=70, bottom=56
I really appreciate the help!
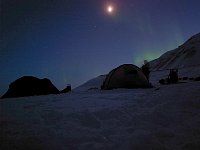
left=1, top=69, right=200, bottom=150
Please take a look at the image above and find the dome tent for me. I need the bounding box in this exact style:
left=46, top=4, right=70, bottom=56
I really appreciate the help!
left=101, top=64, right=151, bottom=90
left=1, top=76, right=59, bottom=99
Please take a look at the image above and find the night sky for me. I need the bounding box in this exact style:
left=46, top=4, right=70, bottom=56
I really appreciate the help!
left=1, top=0, right=200, bottom=95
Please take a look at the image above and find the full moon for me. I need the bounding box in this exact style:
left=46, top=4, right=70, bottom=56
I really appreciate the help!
left=107, top=5, right=113, bottom=13
left=104, top=3, right=117, bottom=16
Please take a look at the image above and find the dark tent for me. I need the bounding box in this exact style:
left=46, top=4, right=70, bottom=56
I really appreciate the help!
left=1, top=76, right=59, bottom=99
left=101, top=64, right=151, bottom=90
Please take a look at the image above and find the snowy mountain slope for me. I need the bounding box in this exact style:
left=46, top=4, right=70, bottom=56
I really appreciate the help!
left=76, top=33, right=200, bottom=91
left=1, top=78, right=200, bottom=150
left=75, top=65, right=200, bottom=93
left=74, top=75, right=106, bottom=92
left=150, top=33, right=200, bottom=70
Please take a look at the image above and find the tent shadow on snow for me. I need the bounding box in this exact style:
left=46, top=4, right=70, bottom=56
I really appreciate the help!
left=101, top=64, right=152, bottom=90
left=1, top=76, right=60, bottom=99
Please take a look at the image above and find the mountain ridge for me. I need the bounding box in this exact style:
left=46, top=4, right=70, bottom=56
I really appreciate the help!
left=149, top=33, right=200, bottom=70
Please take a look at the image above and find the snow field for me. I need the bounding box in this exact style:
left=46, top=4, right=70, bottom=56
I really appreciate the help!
left=1, top=79, right=200, bottom=149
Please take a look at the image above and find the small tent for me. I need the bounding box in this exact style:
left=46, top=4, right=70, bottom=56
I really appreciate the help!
left=101, top=64, right=150, bottom=90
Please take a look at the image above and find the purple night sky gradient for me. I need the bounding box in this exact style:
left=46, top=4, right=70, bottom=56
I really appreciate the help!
left=1, top=0, right=200, bottom=95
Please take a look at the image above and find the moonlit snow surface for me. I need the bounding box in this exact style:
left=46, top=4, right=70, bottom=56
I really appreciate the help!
left=1, top=71, right=200, bottom=150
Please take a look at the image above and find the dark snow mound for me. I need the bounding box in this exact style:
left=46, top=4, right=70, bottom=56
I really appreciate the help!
left=1, top=76, right=59, bottom=99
